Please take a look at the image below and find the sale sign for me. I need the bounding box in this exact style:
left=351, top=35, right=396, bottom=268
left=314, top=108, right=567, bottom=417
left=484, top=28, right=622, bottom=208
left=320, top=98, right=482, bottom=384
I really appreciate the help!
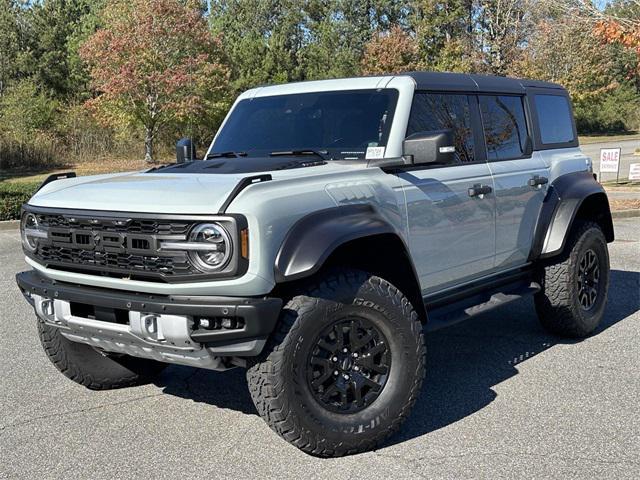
left=629, top=163, right=640, bottom=181
left=599, top=148, right=621, bottom=174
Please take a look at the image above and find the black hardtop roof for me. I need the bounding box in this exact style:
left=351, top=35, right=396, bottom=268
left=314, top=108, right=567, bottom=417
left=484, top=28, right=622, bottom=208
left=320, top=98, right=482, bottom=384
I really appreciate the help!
left=403, top=71, right=565, bottom=94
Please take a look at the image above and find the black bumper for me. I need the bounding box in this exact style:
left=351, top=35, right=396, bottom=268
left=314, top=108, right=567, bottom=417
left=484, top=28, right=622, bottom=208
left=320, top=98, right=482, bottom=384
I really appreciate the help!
left=16, top=270, right=282, bottom=355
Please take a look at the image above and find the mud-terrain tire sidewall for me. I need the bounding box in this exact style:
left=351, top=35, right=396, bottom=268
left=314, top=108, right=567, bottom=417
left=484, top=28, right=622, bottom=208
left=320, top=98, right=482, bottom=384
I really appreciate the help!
left=535, top=221, right=610, bottom=338
left=247, top=270, right=426, bottom=457
left=38, top=318, right=166, bottom=390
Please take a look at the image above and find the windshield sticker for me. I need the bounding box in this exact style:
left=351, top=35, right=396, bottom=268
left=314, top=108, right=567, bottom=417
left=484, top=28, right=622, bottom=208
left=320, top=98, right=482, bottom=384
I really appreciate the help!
left=366, top=146, right=385, bottom=159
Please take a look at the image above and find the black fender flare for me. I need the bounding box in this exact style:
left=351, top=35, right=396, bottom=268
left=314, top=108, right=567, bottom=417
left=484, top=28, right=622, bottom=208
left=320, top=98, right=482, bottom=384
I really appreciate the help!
left=274, top=204, right=412, bottom=283
left=530, top=171, right=614, bottom=260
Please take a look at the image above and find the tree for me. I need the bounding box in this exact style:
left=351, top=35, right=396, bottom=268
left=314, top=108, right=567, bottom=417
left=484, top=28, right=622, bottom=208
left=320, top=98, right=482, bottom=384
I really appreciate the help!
left=474, top=0, right=537, bottom=75
left=361, top=25, right=420, bottom=74
left=0, top=1, right=19, bottom=96
left=595, top=8, right=640, bottom=81
left=411, top=0, right=474, bottom=72
left=211, top=0, right=411, bottom=92
left=21, top=0, right=104, bottom=101
left=80, top=0, right=229, bottom=162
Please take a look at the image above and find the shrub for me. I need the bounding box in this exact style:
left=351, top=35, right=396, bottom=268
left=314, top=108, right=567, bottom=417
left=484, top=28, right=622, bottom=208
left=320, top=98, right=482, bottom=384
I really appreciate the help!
left=575, top=82, right=640, bottom=134
left=0, top=182, right=39, bottom=221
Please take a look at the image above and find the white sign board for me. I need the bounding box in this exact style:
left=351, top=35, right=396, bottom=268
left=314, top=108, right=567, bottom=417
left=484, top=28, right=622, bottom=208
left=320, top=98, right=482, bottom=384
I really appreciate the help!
left=629, top=163, right=640, bottom=181
left=599, top=148, right=621, bottom=174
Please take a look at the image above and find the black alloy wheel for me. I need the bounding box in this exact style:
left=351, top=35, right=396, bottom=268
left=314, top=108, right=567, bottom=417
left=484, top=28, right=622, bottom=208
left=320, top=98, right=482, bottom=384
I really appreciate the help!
left=307, top=317, right=391, bottom=413
left=577, top=248, right=601, bottom=311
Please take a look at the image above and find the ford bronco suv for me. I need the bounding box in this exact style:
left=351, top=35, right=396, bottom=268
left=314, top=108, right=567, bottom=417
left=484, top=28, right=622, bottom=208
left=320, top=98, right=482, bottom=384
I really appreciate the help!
left=16, top=72, right=613, bottom=457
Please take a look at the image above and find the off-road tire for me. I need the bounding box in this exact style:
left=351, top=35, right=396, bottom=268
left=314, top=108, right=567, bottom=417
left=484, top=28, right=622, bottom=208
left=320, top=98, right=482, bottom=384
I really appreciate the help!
left=38, top=318, right=167, bottom=390
left=534, top=221, right=610, bottom=338
left=246, top=269, right=426, bottom=457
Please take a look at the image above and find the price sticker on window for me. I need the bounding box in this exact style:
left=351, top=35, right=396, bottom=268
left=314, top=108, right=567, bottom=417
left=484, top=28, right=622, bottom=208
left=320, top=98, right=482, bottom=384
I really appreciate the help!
left=366, top=146, right=385, bottom=159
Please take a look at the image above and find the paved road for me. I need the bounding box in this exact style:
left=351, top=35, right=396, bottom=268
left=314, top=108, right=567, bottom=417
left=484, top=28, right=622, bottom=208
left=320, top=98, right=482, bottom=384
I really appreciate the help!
left=1, top=220, right=639, bottom=480
left=581, top=139, right=640, bottom=182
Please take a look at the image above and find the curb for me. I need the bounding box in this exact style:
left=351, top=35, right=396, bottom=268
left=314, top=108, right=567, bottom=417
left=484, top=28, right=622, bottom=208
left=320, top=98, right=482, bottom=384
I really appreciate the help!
left=611, top=209, right=640, bottom=219
left=0, top=220, right=19, bottom=231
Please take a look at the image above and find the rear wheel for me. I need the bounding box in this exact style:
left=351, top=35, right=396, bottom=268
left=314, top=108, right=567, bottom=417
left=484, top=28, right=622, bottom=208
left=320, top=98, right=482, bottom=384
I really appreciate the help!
left=246, top=269, right=426, bottom=457
left=534, top=221, right=610, bottom=338
left=38, top=319, right=167, bottom=390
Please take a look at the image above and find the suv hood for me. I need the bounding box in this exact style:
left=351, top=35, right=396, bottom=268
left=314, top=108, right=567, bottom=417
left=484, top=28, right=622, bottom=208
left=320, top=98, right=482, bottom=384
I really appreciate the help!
left=28, top=159, right=355, bottom=214
left=29, top=171, right=252, bottom=214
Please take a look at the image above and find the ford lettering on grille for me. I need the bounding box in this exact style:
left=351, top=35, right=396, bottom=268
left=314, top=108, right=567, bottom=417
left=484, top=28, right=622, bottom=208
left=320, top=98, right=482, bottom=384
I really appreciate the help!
left=48, top=228, right=155, bottom=253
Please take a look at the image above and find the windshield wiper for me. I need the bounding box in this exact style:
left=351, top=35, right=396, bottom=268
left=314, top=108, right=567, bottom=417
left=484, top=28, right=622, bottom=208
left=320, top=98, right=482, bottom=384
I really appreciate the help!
left=207, top=151, right=247, bottom=159
left=269, top=149, right=329, bottom=160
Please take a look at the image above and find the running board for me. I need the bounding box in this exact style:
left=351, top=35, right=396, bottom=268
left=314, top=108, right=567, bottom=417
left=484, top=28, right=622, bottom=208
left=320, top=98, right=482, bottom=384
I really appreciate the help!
left=425, top=281, right=541, bottom=332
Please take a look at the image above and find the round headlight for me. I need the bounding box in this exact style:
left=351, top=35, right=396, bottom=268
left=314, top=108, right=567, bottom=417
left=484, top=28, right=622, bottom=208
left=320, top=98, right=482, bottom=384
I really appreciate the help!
left=188, top=223, right=232, bottom=272
left=21, top=213, right=40, bottom=252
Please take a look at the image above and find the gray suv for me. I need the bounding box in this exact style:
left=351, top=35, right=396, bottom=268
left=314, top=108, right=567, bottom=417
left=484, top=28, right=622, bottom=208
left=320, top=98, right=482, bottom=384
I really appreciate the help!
left=16, top=72, right=613, bottom=457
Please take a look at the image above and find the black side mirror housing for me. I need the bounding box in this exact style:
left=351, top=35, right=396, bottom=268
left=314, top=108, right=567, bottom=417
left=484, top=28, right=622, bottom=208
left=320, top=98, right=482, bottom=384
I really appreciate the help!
left=403, top=130, right=456, bottom=166
left=176, top=138, right=197, bottom=163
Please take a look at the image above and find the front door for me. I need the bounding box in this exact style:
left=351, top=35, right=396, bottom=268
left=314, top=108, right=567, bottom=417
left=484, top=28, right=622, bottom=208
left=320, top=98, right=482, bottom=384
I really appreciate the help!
left=397, top=93, right=496, bottom=294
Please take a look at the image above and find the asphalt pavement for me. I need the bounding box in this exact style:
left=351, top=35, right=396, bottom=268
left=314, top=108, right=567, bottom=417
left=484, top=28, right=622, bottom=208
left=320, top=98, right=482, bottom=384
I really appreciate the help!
left=1, top=219, right=639, bottom=479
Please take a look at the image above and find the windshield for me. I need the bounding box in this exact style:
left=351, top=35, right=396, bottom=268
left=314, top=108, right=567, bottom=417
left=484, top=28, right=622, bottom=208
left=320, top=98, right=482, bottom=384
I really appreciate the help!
left=211, top=89, right=399, bottom=160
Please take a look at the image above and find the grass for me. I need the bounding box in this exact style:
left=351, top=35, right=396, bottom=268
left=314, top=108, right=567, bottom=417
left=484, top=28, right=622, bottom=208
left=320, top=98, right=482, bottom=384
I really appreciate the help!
left=578, top=131, right=640, bottom=145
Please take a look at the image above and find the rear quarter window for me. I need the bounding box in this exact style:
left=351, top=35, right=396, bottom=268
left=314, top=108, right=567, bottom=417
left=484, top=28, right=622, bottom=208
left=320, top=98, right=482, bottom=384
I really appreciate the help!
left=535, top=95, right=575, bottom=145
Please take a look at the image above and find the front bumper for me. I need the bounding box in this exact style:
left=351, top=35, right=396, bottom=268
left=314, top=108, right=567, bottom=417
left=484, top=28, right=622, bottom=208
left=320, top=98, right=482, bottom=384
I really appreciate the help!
left=16, top=270, right=282, bottom=365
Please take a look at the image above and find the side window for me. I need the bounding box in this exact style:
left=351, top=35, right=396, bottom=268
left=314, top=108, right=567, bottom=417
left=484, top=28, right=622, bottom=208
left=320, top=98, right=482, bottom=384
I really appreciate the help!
left=535, top=94, right=575, bottom=145
left=407, top=93, right=476, bottom=164
left=479, top=95, right=529, bottom=161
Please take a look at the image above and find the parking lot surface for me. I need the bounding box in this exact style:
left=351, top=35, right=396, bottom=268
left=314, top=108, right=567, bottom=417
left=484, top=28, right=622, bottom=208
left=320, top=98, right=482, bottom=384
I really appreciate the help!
left=1, top=218, right=638, bottom=479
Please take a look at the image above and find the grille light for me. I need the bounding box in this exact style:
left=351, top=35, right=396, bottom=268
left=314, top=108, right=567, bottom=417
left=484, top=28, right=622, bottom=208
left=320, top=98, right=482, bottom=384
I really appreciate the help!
left=21, top=213, right=47, bottom=252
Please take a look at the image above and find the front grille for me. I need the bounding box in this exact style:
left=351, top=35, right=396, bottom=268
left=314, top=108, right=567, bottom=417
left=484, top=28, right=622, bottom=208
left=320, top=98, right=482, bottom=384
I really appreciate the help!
left=29, top=211, right=199, bottom=281
left=39, top=245, right=192, bottom=276
left=23, top=207, right=247, bottom=282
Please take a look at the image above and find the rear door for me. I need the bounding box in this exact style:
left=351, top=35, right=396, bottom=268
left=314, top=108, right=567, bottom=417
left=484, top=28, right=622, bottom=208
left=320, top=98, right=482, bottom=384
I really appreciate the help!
left=397, top=92, right=496, bottom=294
left=478, top=94, right=550, bottom=270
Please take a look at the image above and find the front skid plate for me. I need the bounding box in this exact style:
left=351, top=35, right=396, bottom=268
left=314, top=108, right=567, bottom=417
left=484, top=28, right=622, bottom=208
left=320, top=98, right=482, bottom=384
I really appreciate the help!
left=33, top=294, right=228, bottom=370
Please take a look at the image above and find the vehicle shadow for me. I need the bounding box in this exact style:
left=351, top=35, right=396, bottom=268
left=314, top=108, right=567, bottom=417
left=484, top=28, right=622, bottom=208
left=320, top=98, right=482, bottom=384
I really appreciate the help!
left=155, top=269, right=639, bottom=441
left=386, top=268, right=639, bottom=447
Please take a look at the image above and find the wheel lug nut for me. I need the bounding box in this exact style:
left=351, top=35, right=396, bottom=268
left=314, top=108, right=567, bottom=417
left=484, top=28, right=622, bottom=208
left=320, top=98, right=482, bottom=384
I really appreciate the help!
left=332, top=356, right=338, bottom=362
left=342, top=348, right=348, bottom=353
left=354, top=366, right=360, bottom=371
left=352, top=352, right=358, bottom=358
left=343, top=374, right=349, bottom=380
left=334, top=370, right=339, bottom=376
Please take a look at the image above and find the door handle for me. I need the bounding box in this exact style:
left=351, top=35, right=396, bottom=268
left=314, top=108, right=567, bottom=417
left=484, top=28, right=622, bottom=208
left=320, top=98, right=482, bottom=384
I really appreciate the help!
left=468, top=184, right=492, bottom=198
left=528, top=175, right=549, bottom=188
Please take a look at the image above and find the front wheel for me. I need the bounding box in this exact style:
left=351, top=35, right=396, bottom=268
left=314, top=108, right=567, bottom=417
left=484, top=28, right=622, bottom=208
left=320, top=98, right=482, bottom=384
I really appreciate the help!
left=247, top=269, right=426, bottom=457
left=534, top=221, right=610, bottom=338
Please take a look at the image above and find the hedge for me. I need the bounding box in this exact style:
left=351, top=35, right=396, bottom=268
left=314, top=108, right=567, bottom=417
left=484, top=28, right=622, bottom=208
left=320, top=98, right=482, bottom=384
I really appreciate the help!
left=0, top=182, right=39, bottom=221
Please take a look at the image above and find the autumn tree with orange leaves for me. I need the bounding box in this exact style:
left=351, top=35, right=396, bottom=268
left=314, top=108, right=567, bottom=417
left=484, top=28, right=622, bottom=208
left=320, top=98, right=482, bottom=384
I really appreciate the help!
left=596, top=18, right=640, bottom=79
left=361, top=26, right=421, bottom=75
left=80, top=0, right=229, bottom=162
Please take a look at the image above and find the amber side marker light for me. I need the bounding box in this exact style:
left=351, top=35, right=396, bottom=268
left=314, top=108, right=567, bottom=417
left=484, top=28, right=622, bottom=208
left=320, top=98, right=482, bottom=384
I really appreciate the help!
left=240, top=228, right=249, bottom=258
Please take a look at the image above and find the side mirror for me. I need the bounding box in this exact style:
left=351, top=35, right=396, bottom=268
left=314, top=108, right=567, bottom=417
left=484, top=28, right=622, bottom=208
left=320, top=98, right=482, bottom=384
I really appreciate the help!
left=176, top=138, right=197, bottom=164
left=403, top=130, right=456, bottom=166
